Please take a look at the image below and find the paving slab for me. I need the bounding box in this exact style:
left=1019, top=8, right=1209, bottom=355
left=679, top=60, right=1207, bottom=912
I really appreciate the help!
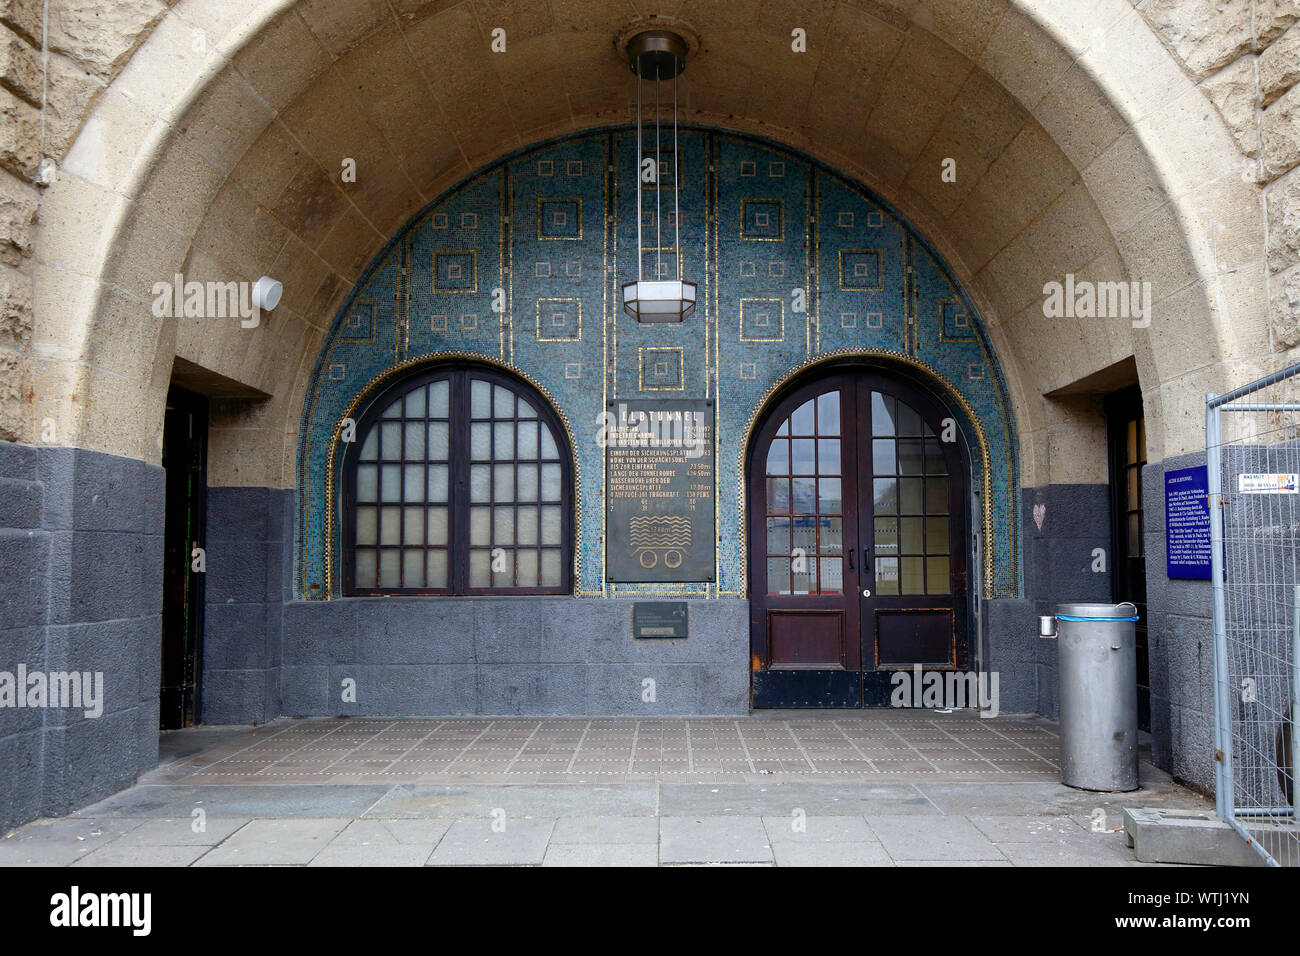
left=426, top=818, right=555, bottom=866
left=365, top=784, right=657, bottom=819
left=71, top=784, right=395, bottom=820
left=542, top=844, right=658, bottom=866
left=867, top=815, right=1006, bottom=862
left=550, top=816, right=659, bottom=844
left=310, top=819, right=453, bottom=867
left=658, top=782, right=935, bottom=816
left=659, top=816, right=773, bottom=864
left=0, top=818, right=144, bottom=866
left=772, top=842, right=893, bottom=866
left=113, top=816, right=252, bottom=847
left=72, top=844, right=211, bottom=867
left=968, top=815, right=1086, bottom=843
left=194, top=818, right=350, bottom=866
left=762, top=815, right=875, bottom=843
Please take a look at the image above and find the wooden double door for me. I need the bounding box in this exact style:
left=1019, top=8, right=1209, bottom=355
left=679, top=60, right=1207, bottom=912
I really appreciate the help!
left=748, top=370, right=970, bottom=707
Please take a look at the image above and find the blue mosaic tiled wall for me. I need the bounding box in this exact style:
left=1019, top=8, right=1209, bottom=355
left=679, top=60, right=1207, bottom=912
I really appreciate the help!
left=296, top=127, right=1021, bottom=601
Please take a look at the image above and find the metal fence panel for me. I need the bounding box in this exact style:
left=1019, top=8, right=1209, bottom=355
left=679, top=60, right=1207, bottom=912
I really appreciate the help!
left=1208, top=365, right=1300, bottom=867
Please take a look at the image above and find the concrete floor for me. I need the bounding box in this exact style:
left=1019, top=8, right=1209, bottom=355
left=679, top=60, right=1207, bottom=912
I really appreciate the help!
left=1, top=712, right=1214, bottom=866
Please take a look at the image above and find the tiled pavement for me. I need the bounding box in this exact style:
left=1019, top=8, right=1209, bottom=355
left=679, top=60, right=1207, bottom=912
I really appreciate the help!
left=0, top=713, right=1215, bottom=866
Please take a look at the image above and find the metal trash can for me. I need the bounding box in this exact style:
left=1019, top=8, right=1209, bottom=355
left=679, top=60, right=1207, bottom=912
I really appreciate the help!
left=1040, top=602, right=1140, bottom=792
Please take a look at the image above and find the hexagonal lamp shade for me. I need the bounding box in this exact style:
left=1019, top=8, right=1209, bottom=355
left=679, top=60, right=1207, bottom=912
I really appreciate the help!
left=621, top=279, right=697, bottom=322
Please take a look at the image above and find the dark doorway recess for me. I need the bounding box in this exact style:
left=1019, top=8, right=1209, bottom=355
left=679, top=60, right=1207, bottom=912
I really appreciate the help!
left=161, top=385, right=209, bottom=729
left=1105, top=385, right=1149, bottom=732
left=747, top=367, right=971, bottom=708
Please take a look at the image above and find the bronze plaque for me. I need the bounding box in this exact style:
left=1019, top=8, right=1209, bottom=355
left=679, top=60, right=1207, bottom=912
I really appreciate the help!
left=605, top=399, right=715, bottom=582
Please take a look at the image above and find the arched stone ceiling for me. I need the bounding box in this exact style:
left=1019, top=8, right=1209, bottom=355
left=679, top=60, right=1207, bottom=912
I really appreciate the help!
left=33, top=0, right=1271, bottom=489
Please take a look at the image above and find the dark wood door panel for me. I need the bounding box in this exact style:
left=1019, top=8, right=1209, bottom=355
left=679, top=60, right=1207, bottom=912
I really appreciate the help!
left=767, top=609, right=847, bottom=669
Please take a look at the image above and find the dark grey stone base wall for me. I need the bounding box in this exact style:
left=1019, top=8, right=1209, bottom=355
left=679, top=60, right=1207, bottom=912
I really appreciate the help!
left=202, top=487, right=292, bottom=724
left=0, top=441, right=163, bottom=833
left=1142, top=453, right=1214, bottom=794
left=1021, top=484, right=1114, bottom=721
left=981, top=597, right=1036, bottom=714
left=281, top=598, right=749, bottom=716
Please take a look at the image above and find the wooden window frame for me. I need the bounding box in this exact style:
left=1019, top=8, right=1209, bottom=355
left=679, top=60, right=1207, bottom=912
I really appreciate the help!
left=341, top=363, right=575, bottom=596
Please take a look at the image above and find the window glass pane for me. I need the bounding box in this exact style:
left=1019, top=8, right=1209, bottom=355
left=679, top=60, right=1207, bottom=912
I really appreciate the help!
left=541, top=506, right=562, bottom=545
left=926, top=517, right=949, bottom=554
left=540, top=464, right=562, bottom=501
left=816, top=391, right=840, bottom=436
left=356, top=464, right=378, bottom=502
left=428, top=422, right=449, bottom=460
left=873, top=478, right=897, bottom=514
left=492, top=549, right=514, bottom=588
left=403, top=507, right=424, bottom=546
left=924, top=439, right=946, bottom=474
left=404, top=386, right=426, bottom=419
left=926, top=557, right=950, bottom=595
left=898, top=439, right=924, bottom=475
left=1126, top=419, right=1138, bottom=463
left=403, top=549, right=424, bottom=587
left=355, top=549, right=376, bottom=588
left=403, top=464, right=423, bottom=502
left=427, top=506, right=448, bottom=546
left=925, top=477, right=948, bottom=514
left=494, top=385, right=515, bottom=418
left=470, top=423, right=491, bottom=459
left=517, top=421, right=539, bottom=459
left=819, top=557, right=842, bottom=594
left=791, top=438, right=816, bottom=474
left=494, top=422, right=514, bottom=458
left=429, top=379, right=449, bottom=417
left=426, top=549, right=448, bottom=589
left=494, top=464, right=515, bottom=502
left=470, top=549, right=490, bottom=587
left=517, top=507, right=538, bottom=545
left=767, top=557, right=791, bottom=595
left=381, top=422, right=402, bottom=459
left=900, top=478, right=924, bottom=514
left=471, top=379, right=492, bottom=417
left=818, top=439, right=841, bottom=475
left=405, top=421, right=425, bottom=460
left=517, top=549, right=538, bottom=587
left=791, top=477, right=816, bottom=513
left=380, top=506, right=400, bottom=545
left=766, top=517, right=791, bottom=556
left=427, top=465, right=449, bottom=503
left=872, top=439, right=895, bottom=475
left=470, top=507, right=490, bottom=546
left=900, top=517, right=923, bottom=555
left=875, top=557, right=898, bottom=595
left=356, top=507, right=377, bottom=546
left=1126, top=467, right=1140, bottom=510
left=540, top=427, right=559, bottom=460
left=766, top=439, right=789, bottom=476
left=897, top=403, right=923, bottom=437
left=818, top=478, right=842, bottom=514
left=790, top=399, right=815, bottom=435
left=900, top=557, right=925, bottom=594
left=767, top=478, right=790, bottom=515
left=360, top=427, right=378, bottom=460
left=540, top=549, right=562, bottom=587
left=380, top=550, right=400, bottom=588
left=517, top=464, right=539, bottom=501
left=871, top=393, right=895, bottom=437
left=494, top=507, right=515, bottom=545
left=470, top=464, right=491, bottom=503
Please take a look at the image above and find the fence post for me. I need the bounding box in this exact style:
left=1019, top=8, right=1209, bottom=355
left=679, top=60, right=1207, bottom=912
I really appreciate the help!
left=1206, top=393, right=1234, bottom=821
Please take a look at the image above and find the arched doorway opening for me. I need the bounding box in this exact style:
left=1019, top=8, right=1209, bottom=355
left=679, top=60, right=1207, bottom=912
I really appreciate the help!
left=748, top=362, right=973, bottom=708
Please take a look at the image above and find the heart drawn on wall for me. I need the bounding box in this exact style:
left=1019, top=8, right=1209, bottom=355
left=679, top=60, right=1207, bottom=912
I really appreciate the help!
left=1032, top=503, right=1046, bottom=531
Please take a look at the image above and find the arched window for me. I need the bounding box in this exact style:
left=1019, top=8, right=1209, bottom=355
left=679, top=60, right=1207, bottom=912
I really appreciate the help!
left=342, top=364, right=573, bottom=595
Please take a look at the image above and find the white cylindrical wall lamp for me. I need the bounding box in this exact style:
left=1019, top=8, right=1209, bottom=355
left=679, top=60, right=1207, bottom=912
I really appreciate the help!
left=252, top=276, right=283, bottom=312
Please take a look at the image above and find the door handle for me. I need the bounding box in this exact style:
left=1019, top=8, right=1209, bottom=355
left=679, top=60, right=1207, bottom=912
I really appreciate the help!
left=847, top=548, right=854, bottom=570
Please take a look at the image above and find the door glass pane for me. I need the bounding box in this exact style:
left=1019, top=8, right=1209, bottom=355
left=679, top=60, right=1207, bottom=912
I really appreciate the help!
left=900, top=556, right=925, bottom=594
left=540, top=549, right=561, bottom=586
left=470, top=507, right=490, bottom=545
left=404, top=386, right=426, bottom=419
left=470, top=464, right=490, bottom=502
left=380, top=550, right=400, bottom=588
left=791, top=399, right=814, bottom=435
left=380, top=506, right=400, bottom=544
left=356, top=507, right=377, bottom=546
left=405, top=422, right=425, bottom=460
left=494, top=385, right=515, bottom=418
left=873, top=477, right=897, bottom=514
left=494, top=422, right=515, bottom=458
left=518, top=421, right=539, bottom=459
left=519, top=397, right=538, bottom=418
left=898, top=439, right=924, bottom=475
left=470, top=423, right=491, bottom=459
left=429, top=379, right=449, bottom=417
left=428, top=422, right=449, bottom=460
left=471, top=379, right=492, bottom=417
left=494, top=464, right=515, bottom=502
left=791, top=516, right=817, bottom=557
left=925, top=517, right=949, bottom=554
left=403, top=507, right=424, bottom=545
left=791, top=477, right=816, bottom=513
left=766, top=517, right=791, bottom=556
left=925, top=477, right=948, bottom=513
left=817, top=439, right=841, bottom=475
left=926, top=557, right=950, bottom=595
left=819, top=557, right=843, bottom=594
left=540, top=427, right=559, bottom=460
left=426, top=549, right=448, bottom=589
left=492, top=549, right=514, bottom=588
left=403, top=464, right=423, bottom=502
left=872, top=439, right=895, bottom=475
left=900, top=478, right=924, bottom=514
left=517, top=549, right=538, bottom=587
left=816, top=391, right=840, bottom=435
left=427, top=506, right=448, bottom=546
left=767, top=557, right=791, bottom=595
left=897, top=403, right=923, bottom=436
left=360, top=428, right=378, bottom=460
left=874, top=517, right=898, bottom=553
left=792, top=561, right=815, bottom=594
left=875, top=557, right=899, bottom=595
left=767, top=478, right=791, bottom=515
left=817, top=478, right=842, bottom=514
left=356, top=464, right=378, bottom=501
left=381, top=422, right=402, bottom=458
left=766, top=439, right=789, bottom=476
left=541, top=506, right=562, bottom=545
left=403, top=549, right=424, bottom=587
left=470, top=549, right=490, bottom=587
left=871, top=393, right=895, bottom=436
left=817, top=517, right=842, bottom=554
left=540, top=464, right=562, bottom=500
left=427, top=465, right=449, bottom=502
left=924, top=439, right=946, bottom=474
left=517, top=507, right=538, bottom=545
left=900, top=517, right=924, bottom=554
left=355, top=549, right=376, bottom=587
left=494, top=507, right=515, bottom=545
left=517, top=464, right=539, bottom=501
left=791, top=438, right=816, bottom=474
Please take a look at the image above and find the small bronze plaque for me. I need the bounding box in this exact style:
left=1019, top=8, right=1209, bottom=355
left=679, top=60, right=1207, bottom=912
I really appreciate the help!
left=632, top=602, right=688, bottom=639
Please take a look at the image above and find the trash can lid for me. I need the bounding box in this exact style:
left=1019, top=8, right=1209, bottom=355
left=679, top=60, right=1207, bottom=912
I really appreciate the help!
left=1056, top=602, right=1139, bottom=621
